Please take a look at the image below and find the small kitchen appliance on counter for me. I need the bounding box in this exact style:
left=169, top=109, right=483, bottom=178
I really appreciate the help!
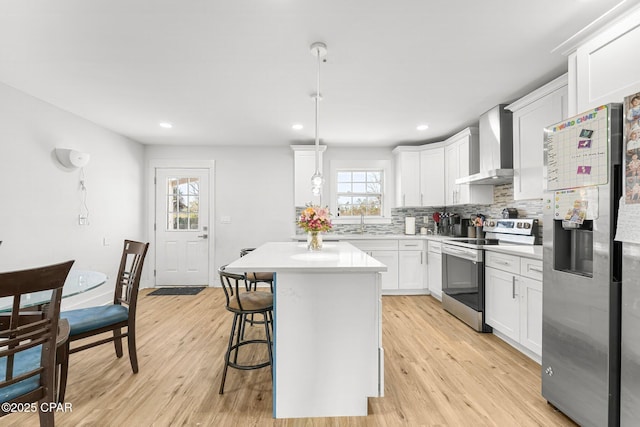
left=501, top=207, right=518, bottom=218
left=440, top=218, right=539, bottom=333
left=404, top=217, right=416, bottom=235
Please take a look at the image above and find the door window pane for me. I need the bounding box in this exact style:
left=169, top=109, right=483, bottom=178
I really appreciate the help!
left=166, top=177, right=201, bottom=230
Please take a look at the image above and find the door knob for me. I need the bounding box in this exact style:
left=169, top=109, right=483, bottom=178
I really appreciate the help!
left=197, top=234, right=208, bottom=239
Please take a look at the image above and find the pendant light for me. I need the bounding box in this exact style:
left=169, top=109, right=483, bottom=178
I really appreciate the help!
left=310, top=42, right=327, bottom=197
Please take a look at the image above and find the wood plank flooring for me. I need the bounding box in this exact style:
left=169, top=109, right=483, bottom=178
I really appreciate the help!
left=5, top=289, right=577, bottom=426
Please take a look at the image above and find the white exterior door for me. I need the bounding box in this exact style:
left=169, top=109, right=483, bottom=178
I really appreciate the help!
left=155, top=168, right=210, bottom=286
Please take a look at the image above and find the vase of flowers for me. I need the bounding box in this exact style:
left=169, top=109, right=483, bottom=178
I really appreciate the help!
left=297, top=205, right=333, bottom=251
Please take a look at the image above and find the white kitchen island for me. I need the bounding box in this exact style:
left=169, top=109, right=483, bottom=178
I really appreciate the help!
left=225, top=241, right=386, bottom=419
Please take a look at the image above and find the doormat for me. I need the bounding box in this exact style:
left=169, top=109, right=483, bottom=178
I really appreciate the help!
left=148, top=287, right=206, bottom=296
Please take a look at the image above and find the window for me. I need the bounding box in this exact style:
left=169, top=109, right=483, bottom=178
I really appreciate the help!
left=166, top=177, right=200, bottom=230
left=336, top=170, right=383, bottom=217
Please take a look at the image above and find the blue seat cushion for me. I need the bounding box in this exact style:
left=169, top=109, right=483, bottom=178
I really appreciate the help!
left=62, top=305, right=129, bottom=336
left=0, top=345, right=42, bottom=403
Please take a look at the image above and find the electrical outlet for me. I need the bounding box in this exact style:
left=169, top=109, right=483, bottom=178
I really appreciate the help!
left=423, top=216, right=429, bottom=224
left=78, top=215, right=89, bottom=225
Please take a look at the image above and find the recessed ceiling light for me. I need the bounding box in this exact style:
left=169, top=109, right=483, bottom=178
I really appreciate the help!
left=416, top=124, right=429, bottom=131
left=159, top=122, right=173, bottom=129
left=292, top=123, right=304, bottom=130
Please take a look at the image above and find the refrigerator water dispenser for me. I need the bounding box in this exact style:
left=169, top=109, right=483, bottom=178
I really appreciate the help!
left=553, top=219, right=593, bottom=277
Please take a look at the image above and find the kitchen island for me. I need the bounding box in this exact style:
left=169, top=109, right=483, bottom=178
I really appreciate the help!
left=225, top=241, right=386, bottom=419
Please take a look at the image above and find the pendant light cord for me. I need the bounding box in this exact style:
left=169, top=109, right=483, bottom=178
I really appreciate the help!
left=314, top=45, right=321, bottom=175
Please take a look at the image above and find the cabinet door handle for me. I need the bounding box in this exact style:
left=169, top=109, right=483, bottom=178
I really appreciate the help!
left=421, top=193, right=424, bottom=205
left=403, top=194, right=406, bottom=206
left=512, top=276, right=516, bottom=299
left=421, top=252, right=423, bottom=264
left=495, top=260, right=512, bottom=266
left=529, top=266, right=543, bottom=273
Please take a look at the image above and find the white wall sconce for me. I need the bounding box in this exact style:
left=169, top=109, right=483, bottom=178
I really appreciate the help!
left=55, top=148, right=91, bottom=169
left=54, top=148, right=91, bottom=225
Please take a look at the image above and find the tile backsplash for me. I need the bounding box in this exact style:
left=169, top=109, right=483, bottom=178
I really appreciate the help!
left=296, top=183, right=544, bottom=239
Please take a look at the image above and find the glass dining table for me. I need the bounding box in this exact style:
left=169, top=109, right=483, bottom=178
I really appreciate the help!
left=0, top=269, right=108, bottom=311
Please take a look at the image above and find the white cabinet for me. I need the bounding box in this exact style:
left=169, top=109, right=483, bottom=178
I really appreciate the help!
left=420, top=147, right=445, bottom=206
left=346, top=239, right=428, bottom=294
left=507, top=74, right=568, bottom=201
left=426, top=241, right=442, bottom=300
left=485, top=266, right=520, bottom=341
left=444, top=128, right=492, bottom=206
left=346, top=240, right=399, bottom=291
left=371, top=250, right=399, bottom=291
left=394, top=150, right=421, bottom=207
left=519, top=275, right=542, bottom=356
left=398, top=240, right=425, bottom=290
left=484, top=251, right=543, bottom=360
left=393, top=144, right=445, bottom=207
left=346, top=239, right=427, bottom=294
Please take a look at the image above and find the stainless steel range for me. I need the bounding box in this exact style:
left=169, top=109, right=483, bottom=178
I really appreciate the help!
left=441, top=218, right=538, bottom=332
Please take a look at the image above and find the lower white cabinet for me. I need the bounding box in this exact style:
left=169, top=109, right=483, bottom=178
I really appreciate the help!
left=346, top=239, right=427, bottom=294
left=518, top=275, right=542, bottom=356
left=398, top=240, right=425, bottom=290
left=484, top=251, right=543, bottom=360
left=485, top=267, right=520, bottom=341
left=371, top=250, right=399, bottom=291
left=426, top=241, right=442, bottom=300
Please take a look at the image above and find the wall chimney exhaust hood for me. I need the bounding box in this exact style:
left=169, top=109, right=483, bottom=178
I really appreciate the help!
left=455, top=104, right=513, bottom=185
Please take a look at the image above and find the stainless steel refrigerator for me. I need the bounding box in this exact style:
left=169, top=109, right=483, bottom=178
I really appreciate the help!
left=619, top=90, right=640, bottom=426
left=542, top=103, right=623, bottom=427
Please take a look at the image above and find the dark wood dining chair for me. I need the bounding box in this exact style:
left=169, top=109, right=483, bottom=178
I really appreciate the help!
left=0, top=260, right=74, bottom=427
left=58, top=240, right=148, bottom=402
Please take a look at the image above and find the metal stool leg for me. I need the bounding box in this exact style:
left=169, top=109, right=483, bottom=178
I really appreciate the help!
left=220, top=313, right=240, bottom=394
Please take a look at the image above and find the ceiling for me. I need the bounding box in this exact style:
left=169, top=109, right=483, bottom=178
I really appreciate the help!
left=0, top=0, right=628, bottom=147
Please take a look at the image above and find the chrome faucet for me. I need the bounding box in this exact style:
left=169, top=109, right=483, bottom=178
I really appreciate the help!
left=360, top=212, right=366, bottom=234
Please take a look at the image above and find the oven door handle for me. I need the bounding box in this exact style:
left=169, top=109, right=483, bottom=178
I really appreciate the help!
left=442, top=246, right=478, bottom=261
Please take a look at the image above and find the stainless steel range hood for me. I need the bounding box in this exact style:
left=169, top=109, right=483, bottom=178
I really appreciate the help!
left=455, top=104, right=513, bottom=185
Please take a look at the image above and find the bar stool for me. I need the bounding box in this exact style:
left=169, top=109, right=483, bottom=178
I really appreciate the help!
left=218, top=265, right=273, bottom=394
left=239, top=248, right=274, bottom=327
left=240, top=248, right=274, bottom=292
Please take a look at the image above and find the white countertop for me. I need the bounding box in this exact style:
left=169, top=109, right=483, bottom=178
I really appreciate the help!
left=292, top=234, right=464, bottom=242
left=291, top=234, right=543, bottom=260
left=225, top=241, right=388, bottom=273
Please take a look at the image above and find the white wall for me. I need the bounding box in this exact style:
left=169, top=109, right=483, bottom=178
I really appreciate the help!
left=0, top=82, right=146, bottom=306
left=144, top=145, right=295, bottom=276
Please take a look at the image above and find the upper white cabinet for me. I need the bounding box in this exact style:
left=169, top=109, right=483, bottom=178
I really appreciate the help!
left=394, top=150, right=421, bottom=207
left=444, top=128, right=492, bottom=205
left=420, top=147, right=445, bottom=206
left=570, top=5, right=640, bottom=113
left=393, top=143, right=445, bottom=207
left=506, top=75, right=568, bottom=201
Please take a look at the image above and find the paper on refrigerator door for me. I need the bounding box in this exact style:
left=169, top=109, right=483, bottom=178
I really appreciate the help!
left=615, top=197, right=640, bottom=244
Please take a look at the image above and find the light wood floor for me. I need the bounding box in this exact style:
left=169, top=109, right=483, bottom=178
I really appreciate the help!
left=6, top=289, right=577, bottom=426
